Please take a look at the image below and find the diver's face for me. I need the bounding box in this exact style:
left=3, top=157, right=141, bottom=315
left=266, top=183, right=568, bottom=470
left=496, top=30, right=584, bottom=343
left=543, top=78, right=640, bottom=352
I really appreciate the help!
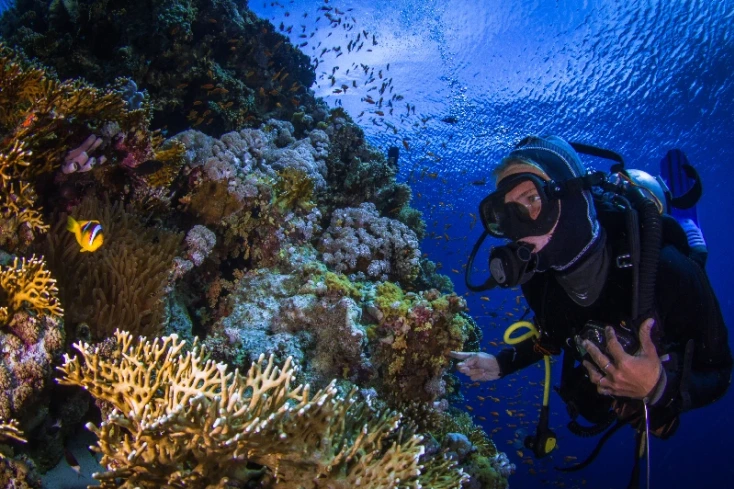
left=496, top=166, right=559, bottom=252
left=503, top=180, right=543, bottom=221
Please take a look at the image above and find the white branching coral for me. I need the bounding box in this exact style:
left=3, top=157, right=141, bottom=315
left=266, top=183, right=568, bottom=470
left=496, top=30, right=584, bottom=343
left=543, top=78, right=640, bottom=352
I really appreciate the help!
left=57, top=330, right=466, bottom=489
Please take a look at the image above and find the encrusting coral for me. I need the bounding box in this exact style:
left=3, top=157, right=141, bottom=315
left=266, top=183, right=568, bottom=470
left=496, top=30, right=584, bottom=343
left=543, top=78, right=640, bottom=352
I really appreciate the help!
left=57, top=330, right=468, bottom=489
left=370, top=283, right=469, bottom=405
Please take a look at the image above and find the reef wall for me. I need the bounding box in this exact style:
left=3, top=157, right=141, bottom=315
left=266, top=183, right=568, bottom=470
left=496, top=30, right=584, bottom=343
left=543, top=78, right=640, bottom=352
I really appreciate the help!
left=0, top=1, right=511, bottom=487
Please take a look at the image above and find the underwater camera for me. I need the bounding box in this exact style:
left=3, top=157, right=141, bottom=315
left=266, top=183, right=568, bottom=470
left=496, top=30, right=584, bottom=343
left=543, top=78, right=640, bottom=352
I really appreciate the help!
left=574, top=320, right=640, bottom=364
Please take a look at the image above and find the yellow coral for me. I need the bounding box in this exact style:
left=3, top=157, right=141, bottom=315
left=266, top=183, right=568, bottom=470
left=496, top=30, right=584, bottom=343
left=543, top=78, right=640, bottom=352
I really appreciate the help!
left=57, top=330, right=467, bottom=489
left=0, top=141, right=47, bottom=235
left=0, top=255, right=62, bottom=325
left=0, top=419, right=26, bottom=459
left=273, top=167, right=315, bottom=211
left=0, top=45, right=158, bottom=244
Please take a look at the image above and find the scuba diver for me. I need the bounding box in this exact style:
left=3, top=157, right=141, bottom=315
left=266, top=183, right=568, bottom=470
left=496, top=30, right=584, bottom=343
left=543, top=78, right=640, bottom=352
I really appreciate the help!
left=450, top=135, right=732, bottom=487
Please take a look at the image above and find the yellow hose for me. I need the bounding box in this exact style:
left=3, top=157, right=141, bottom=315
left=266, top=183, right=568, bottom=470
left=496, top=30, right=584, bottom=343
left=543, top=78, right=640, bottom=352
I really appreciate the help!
left=503, top=320, right=551, bottom=407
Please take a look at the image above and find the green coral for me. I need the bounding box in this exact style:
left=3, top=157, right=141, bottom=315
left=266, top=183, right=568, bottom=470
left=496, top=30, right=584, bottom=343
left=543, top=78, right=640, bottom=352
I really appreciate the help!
left=323, top=271, right=362, bottom=300
left=371, top=283, right=469, bottom=404
left=273, top=167, right=315, bottom=212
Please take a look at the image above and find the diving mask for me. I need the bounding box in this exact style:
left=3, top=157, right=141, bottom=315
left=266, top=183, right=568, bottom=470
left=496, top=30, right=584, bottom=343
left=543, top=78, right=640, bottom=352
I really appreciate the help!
left=479, top=173, right=560, bottom=241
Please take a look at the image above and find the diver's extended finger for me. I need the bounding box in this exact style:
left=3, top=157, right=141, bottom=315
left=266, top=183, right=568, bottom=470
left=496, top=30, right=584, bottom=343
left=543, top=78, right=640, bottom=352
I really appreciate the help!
left=638, top=318, right=657, bottom=356
left=449, top=351, right=474, bottom=360
left=582, top=360, right=603, bottom=384
left=582, top=339, right=611, bottom=372
left=604, top=327, right=625, bottom=363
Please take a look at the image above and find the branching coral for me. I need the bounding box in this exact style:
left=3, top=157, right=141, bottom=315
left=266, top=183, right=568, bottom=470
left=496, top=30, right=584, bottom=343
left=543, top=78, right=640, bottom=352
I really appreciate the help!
left=45, top=197, right=181, bottom=341
left=57, top=330, right=467, bottom=489
left=0, top=419, right=26, bottom=455
left=0, top=255, right=63, bottom=326
left=0, top=141, right=48, bottom=249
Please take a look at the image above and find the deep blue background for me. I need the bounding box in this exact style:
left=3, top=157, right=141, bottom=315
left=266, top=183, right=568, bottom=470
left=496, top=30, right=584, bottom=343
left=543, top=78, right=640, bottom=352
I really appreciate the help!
left=251, top=1, right=734, bottom=488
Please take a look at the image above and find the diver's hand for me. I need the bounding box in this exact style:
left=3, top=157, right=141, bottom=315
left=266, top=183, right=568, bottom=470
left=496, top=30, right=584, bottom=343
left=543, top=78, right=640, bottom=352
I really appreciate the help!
left=449, top=351, right=501, bottom=381
left=582, top=318, right=663, bottom=400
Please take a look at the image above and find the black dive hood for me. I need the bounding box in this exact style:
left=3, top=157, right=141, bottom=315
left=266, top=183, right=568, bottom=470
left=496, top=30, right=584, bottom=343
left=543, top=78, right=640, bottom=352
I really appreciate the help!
left=464, top=138, right=703, bottom=293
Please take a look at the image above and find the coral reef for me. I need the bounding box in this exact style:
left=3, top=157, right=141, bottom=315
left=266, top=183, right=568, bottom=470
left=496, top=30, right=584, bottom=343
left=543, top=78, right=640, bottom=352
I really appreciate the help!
left=0, top=253, right=66, bottom=430
left=174, top=124, right=325, bottom=269
left=57, top=330, right=467, bottom=489
left=45, top=197, right=181, bottom=342
left=370, top=283, right=469, bottom=404
left=321, top=114, right=418, bottom=229
left=201, top=259, right=472, bottom=413
left=0, top=307, right=65, bottom=430
left=0, top=44, right=182, bottom=251
left=0, top=4, right=509, bottom=485
left=319, top=202, right=421, bottom=284
left=0, top=255, right=62, bottom=326
left=203, top=262, right=371, bottom=385
left=0, top=0, right=320, bottom=136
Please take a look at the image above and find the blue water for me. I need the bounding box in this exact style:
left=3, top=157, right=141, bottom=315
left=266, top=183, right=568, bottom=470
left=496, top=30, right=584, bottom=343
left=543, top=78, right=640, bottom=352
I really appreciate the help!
left=253, top=1, right=734, bottom=488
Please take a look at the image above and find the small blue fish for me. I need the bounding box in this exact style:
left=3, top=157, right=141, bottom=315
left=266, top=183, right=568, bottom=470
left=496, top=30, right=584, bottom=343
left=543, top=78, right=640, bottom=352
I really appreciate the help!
left=67, top=216, right=104, bottom=252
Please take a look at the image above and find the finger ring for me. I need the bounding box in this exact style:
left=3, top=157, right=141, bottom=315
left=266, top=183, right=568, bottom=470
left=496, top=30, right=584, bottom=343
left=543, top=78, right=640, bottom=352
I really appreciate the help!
left=598, top=377, right=604, bottom=386
left=603, top=362, right=612, bottom=371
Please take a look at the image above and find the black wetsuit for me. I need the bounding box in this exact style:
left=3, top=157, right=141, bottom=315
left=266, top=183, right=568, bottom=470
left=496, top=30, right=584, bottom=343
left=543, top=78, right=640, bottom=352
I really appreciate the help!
left=495, top=240, right=732, bottom=435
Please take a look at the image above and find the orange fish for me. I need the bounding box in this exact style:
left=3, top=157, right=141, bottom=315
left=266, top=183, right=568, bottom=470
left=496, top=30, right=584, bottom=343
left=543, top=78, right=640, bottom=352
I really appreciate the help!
left=67, top=217, right=103, bottom=252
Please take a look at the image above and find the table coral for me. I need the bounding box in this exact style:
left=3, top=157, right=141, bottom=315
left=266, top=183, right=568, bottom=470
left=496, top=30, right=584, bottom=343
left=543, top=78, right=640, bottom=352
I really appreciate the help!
left=57, top=330, right=467, bottom=489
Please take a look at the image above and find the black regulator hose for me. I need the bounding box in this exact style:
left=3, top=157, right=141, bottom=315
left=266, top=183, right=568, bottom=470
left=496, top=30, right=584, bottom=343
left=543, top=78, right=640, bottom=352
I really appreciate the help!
left=567, top=411, right=617, bottom=437
left=627, top=188, right=663, bottom=320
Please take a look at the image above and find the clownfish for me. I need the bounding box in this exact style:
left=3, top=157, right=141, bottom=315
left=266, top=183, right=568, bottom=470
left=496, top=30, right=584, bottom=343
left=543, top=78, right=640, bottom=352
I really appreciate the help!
left=66, top=216, right=104, bottom=252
